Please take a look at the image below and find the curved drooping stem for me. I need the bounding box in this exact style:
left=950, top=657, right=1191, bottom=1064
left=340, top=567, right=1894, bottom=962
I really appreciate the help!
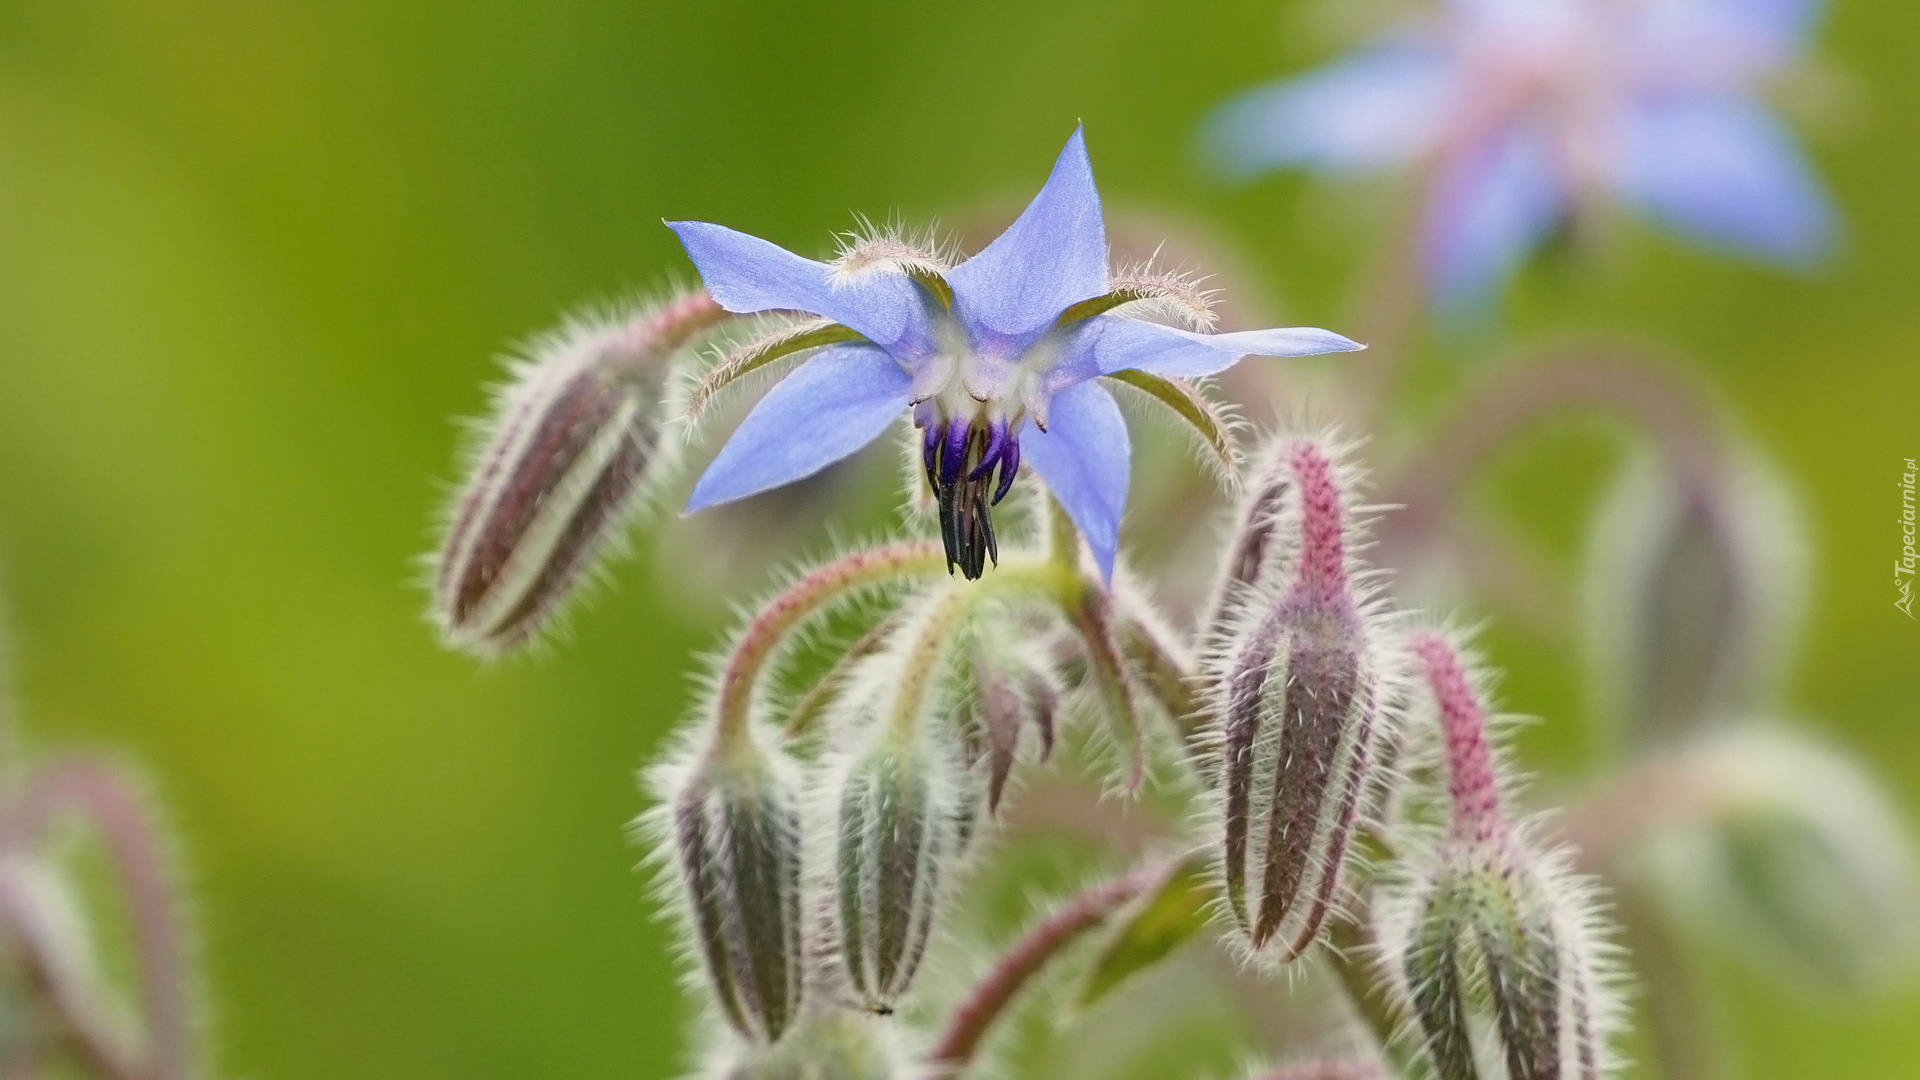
left=8, top=758, right=191, bottom=1080
left=1382, top=342, right=1723, bottom=559
left=923, top=861, right=1168, bottom=1077
left=711, top=542, right=945, bottom=750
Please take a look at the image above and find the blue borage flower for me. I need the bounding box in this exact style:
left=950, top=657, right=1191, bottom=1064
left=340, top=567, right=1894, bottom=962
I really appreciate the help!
left=1203, top=0, right=1838, bottom=306
left=670, top=128, right=1362, bottom=581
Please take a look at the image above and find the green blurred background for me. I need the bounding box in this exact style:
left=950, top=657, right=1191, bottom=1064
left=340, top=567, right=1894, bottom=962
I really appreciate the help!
left=0, top=1, right=1914, bottom=1077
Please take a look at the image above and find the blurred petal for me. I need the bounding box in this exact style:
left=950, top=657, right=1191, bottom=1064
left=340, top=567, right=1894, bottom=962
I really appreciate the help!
left=668, top=221, right=926, bottom=350
left=1020, top=381, right=1129, bottom=581
left=1065, top=316, right=1363, bottom=380
left=1200, top=42, right=1455, bottom=177
left=686, top=344, right=907, bottom=512
left=1615, top=94, right=1836, bottom=264
left=1422, top=124, right=1567, bottom=307
left=948, top=128, right=1110, bottom=341
left=1633, top=0, right=1824, bottom=87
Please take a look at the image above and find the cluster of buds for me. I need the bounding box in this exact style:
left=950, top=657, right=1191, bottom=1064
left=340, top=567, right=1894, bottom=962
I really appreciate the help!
left=411, top=109, right=1917, bottom=1080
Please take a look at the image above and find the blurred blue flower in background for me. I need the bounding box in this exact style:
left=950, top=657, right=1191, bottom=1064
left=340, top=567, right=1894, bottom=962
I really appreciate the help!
left=1203, top=0, right=1839, bottom=306
left=672, top=128, right=1360, bottom=580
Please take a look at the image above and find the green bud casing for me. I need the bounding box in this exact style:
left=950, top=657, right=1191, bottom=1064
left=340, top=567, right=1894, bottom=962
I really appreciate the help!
left=833, top=729, right=964, bottom=1010
left=669, top=739, right=807, bottom=1044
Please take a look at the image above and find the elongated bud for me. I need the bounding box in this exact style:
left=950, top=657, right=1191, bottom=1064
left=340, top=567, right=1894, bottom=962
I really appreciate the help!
left=967, top=642, right=1059, bottom=816
left=667, top=735, right=807, bottom=1044
left=1583, top=452, right=1803, bottom=745
left=1385, top=634, right=1619, bottom=1080
left=710, top=1007, right=902, bottom=1080
left=833, top=727, right=964, bottom=1010
left=1205, top=436, right=1389, bottom=958
left=1645, top=726, right=1920, bottom=993
left=1200, top=441, right=1295, bottom=644
left=432, top=290, right=726, bottom=654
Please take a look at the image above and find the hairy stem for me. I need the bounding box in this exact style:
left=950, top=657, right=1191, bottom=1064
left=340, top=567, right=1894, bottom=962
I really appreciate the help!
left=10, top=758, right=191, bottom=1080
left=781, top=611, right=905, bottom=740
left=923, top=862, right=1167, bottom=1076
left=712, top=542, right=944, bottom=749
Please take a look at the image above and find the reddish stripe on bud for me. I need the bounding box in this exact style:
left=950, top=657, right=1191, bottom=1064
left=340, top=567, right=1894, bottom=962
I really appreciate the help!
left=433, top=291, right=725, bottom=654
left=833, top=737, right=960, bottom=1009
left=669, top=745, right=806, bottom=1043
left=1212, top=436, right=1384, bottom=959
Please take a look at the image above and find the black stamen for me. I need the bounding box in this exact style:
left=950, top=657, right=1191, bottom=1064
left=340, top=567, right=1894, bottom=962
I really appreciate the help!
left=926, top=422, right=1011, bottom=580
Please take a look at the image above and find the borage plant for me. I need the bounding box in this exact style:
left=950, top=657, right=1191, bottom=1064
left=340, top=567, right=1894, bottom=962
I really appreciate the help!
left=427, top=17, right=1919, bottom=1073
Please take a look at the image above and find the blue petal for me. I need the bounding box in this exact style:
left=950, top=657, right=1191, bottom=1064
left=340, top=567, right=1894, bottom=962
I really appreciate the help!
left=1614, top=94, right=1835, bottom=265
left=1422, top=124, right=1567, bottom=308
left=667, top=221, right=927, bottom=351
left=1062, top=316, right=1364, bottom=381
left=685, top=344, right=908, bottom=512
left=1631, top=0, right=1822, bottom=86
left=1200, top=42, right=1456, bottom=178
left=947, top=128, right=1110, bottom=342
left=1019, top=381, right=1130, bottom=582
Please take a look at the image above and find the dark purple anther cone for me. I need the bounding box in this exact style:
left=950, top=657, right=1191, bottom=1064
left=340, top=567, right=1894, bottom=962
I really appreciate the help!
left=921, top=417, right=1019, bottom=580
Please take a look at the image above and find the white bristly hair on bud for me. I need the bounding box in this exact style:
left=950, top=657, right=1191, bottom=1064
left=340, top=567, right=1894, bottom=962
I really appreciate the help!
left=1196, top=431, right=1404, bottom=963
left=811, top=583, right=980, bottom=1012
left=640, top=719, right=810, bottom=1046
left=430, top=289, right=727, bottom=656
left=1373, top=630, right=1624, bottom=1080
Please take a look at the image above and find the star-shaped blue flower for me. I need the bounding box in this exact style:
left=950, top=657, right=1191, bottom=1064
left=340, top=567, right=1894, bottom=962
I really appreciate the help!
left=1203, top=0, right=1838, bottom=306
left=671, top=128, right=1361, bottom=581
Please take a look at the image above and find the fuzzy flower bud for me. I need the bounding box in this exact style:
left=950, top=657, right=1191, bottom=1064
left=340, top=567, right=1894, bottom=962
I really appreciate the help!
left=433, top=291, right=726, bottom=654
left=966, top=640, right=1059, bottom=817
left=666, top=734, right=807, bottom=1044
left=1200, top=441, right=1295, bottom=642
left=833, top=726, right=966, bottom=1010
left=1584, top=453, right=1803, bottom=744
left=1384, top=634, right=1619, bottom=1080
left=1644, top=726, right=1920, bottom=993
left=1205, top=436, right=1390, bottom=958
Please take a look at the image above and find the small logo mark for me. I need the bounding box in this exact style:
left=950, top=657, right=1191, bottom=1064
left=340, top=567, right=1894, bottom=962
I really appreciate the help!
left=1897, top=457, right=1916, bottom=620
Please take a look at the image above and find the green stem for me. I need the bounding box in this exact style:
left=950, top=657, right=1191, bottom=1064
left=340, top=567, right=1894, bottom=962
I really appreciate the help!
left=924, top=861, right=1169, bottom=1076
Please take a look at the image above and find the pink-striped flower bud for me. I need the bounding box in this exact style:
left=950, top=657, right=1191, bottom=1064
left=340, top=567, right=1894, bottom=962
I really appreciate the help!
left=1382, top=634, right=1619, bottom=1080
left=832, top=726, right=966, bottom=1010
left=1203, top=435, right=1391, bottom=958
left=665, top=734, right=808, bottom=1044
left=432, top=291, right=726, bottom=654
